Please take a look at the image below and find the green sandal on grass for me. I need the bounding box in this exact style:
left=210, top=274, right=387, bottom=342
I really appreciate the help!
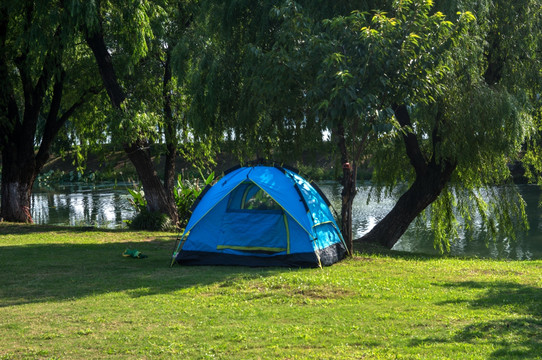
left=122, top=248, right=148, bottom=259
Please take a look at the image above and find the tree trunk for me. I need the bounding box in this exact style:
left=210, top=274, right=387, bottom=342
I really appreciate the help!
left=0, top=145, right=36, bottom=223
left=0, top=11, right=60, bottom=223
left=340, top=171, right=356, bottom=255
left=84, top=21, right=179, bottom=224
left=123, top=140, right=178, bottom=218
left=359, top=160, right=455, bottom=249
left=359, top=104, right=456, bottom=249
left=162, top=49, right=178, bottom=223
left=0, top=76, right=95, bottom=222
left=337, top=123, right=356, bottom=255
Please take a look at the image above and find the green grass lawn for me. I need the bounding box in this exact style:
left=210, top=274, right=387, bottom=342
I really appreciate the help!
left=1, top=223, right=541, bottom=359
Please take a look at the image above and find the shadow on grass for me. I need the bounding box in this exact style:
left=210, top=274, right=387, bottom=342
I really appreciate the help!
left=412, top=281, right=542, bottom=359
left=353, top=238, right=542, bottom=262
left=0, top=239, right=285, bottom=308
left=0, top=222, right=139, bottom=234
left=353, top=239, right=448, bottom=261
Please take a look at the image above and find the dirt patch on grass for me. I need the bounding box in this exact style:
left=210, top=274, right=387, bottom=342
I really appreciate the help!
left=350, top=256, right=375, bottom=262
left=291, top=286, right=355, bottom=300
left=466, top=268, right=525, bottom=277
left=248, top=283, right=356, bottom=300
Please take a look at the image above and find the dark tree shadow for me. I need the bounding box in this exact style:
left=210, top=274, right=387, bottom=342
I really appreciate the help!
left=414, top=281, right=542, bottom=359
left=0, top=235, right=287, bottom=307
left=353, top=239, right=460, bottom=261
left=0, top=223, right=136, bottom=234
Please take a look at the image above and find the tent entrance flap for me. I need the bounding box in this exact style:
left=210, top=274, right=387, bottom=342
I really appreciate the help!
left=218, top=212, right=287, bottom=253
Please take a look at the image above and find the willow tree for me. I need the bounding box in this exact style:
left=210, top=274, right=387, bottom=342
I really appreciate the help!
left=357, top=0, right=540, bottom=249
left=187, top=0, right=383, bottom=163
left=232, top=0, right=477, bottom=252
left=0, top=1, right=102, bottom=222
left=497, top=0, right=542, bottom=187
left=61, top=0, right=205, bottom=225
left=272, top=0, right=539, bottom=251
left=187, top=0, right=459, bottom=251
left=187, top=1, right=388, bottom=252
left=176, top=0, right=539, bottom=252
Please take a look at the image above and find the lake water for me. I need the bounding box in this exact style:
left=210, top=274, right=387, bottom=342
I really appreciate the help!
left=26, top=182, right=542, bottom=260
left=318, top=182, right=542, bottom=260
left=30, top=183, right=136, bottom=229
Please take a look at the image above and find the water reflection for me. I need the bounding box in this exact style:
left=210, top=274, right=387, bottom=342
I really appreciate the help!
left=318, top=182, right=542, bottom=260
left=19, top=181, right=542, bottom=259
left=30, top=183, right=135, bottom=228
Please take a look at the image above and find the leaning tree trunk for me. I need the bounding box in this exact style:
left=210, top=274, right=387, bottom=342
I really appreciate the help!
left=359, top=160, right=456, bottom=249
left=124, top=140, right=177, bottom=218
left=359, top=104, right=456, bottom=249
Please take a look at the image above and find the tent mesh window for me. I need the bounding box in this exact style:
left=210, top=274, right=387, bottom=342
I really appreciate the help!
left=227, top=182, right=282, bottom=212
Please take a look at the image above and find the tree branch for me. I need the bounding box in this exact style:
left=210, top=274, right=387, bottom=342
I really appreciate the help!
left=35, top=69, right=65, bottom=170
left=352, top=116, right=374, bottom=165
left=429, top=102, right=444, bottom=166
left=84, top=21, right=126, bottom=108
left=36, top=77, right=102, bottom=170
left=0, top=5, right=19, bottom=149
left=393, top=103, right=427, bottom=175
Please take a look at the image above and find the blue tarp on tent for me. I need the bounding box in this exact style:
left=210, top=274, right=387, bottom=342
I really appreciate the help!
left=173, top=165, right=347, bottom=267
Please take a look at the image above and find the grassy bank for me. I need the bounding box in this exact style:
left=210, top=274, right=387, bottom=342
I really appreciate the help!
left=1, top=223, right=541, bottom=359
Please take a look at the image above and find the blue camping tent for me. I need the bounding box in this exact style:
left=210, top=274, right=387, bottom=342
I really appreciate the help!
left=172, top=164, right=347, bottom=267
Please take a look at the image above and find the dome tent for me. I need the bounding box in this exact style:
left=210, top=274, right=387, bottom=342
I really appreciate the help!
left=171, top=163, right=347, bottom=267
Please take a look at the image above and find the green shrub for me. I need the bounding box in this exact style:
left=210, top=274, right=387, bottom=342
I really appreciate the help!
left=174, top=171, right=215, bottom=227
left=127, top=209, right=173, bottom=231
left=125, top=171, right=215, bottom=230
left=126, top=186, right=174, bottom=231
left=127, top=186, right=147, bottom=213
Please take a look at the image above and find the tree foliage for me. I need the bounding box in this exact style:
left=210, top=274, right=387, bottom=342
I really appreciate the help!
left=356, top=0, right=539, bottom=249
left=2, top=0, right=541, bottom=251
left=0, top=0, right=103, bottom=221
left=189, top=0, right=541, bottom=251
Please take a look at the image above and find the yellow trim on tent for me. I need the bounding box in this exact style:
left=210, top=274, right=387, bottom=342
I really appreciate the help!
left=240, top=183, right=255, bottom=209
left=217, top=245, right=286, bottom=253
left=283, top=212, right=290, bottom=254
